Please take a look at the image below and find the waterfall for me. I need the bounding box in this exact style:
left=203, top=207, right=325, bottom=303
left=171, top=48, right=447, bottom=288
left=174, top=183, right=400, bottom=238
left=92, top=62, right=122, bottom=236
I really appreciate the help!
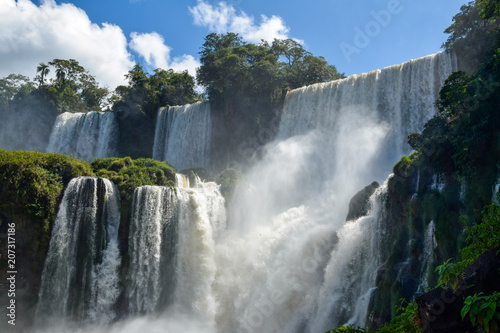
left=35, top=177, right=121, bottom=328
left=46, top=111, right=119, bottom=162
left=152, top=102, right=211, bottom=171
left=220, top=52, right=455, bottom=332
left=417, top=220, right=437, bottom=292
left=126, top=185, right=178, bottom=314
left=278, top=52, right=455, bottom=186
left=126, top=174, right=225, bottom=327
left=430, top=174, right=446, bottom=192
left=34, top=52, right=457, bottom=333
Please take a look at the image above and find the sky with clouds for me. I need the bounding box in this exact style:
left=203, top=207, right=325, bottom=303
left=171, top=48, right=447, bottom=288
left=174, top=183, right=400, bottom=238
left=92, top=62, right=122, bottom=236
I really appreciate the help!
left=0, top=0, right=465, bottom=90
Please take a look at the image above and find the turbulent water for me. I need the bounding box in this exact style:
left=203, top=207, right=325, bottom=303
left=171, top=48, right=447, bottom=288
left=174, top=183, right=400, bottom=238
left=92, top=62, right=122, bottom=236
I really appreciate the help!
left=35, top=52, right=456, bottom=333
left=126, top=174, right=226, bottom=327
left=35, top=177, right=121, bottom=329
left=153, top=102, right=211, bottom=171
left=216, top=51, right=456, bottom=332
left=46, top=111, right=119, bottom=162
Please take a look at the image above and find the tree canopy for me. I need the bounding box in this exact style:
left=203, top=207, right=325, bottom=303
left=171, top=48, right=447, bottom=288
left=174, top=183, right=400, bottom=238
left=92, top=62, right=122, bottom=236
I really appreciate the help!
left=112, top=64, right=199, bottom=119
left=442, top=1, right=500, bottom=71
left=196, top=33, right=344, bottom=170
left=111, top=64, right=200, bottom=158
left=197, top=32, right=344, bottom=108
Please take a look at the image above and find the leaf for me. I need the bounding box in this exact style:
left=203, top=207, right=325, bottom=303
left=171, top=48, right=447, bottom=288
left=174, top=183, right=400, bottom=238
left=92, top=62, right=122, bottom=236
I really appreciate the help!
left=481, top=302, right=491, bottom=311
left=461, top=303, right=471, bottom=320
left=487, top=302, right=496, bottom=319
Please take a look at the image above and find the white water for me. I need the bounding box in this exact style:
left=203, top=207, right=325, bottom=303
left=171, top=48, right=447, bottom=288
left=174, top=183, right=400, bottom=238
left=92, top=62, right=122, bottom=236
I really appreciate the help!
left=153, top=102, right=211, bottom=171
left=46, top=111, right=119, bottom=162
left=35, top=52, right=456, bottom=333
left=126, top=174, right=225, bottom=329
left=215, top=51, right=455, bottom=332
left=35, top=177, right=121, bottom=329
left=430, top=174, right=446, bottom=192
left=418, top=220, right=437, bottom=292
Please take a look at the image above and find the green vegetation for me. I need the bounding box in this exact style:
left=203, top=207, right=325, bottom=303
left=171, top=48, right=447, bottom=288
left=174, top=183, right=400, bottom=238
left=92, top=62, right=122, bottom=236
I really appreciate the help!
left=442, top=1, right=500, bottom=72
left=92, top=156, right=176, bottom=204
left=461, top=292, right=500, bottom=333
left=0, top=149, right=93, bottom=279
left=327, top=300, right=421, bottom=333
left=197, top=32, right=344, bottom=171
left=0, top=151, right=177, bottom=285
left=41, top=59, right=109, bottom=113
left=1, top=58, right=108, bottom=114
left=434, top=196, right=500, bottom=290
left=326, top=325, right=367, bottom=332
left=111, top=64, right=201, bottom=158
left=0, top=149, right=93, bottom=231
left=375, top=300, right=421, bottom=333
left=328, top=2, right=500, bottom=331
left=0, top=35, right=343, bottom=163
left=0, top=59, right=109, bottom=151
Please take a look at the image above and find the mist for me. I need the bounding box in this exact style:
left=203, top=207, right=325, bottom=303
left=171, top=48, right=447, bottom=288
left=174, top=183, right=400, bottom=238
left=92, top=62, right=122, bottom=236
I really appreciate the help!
left=0, top=94, right=57, bottom=151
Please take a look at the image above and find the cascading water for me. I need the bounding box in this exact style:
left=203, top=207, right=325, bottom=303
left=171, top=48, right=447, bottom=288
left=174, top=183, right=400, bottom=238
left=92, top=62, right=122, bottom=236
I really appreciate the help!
left=35, top=177, right=121, bottom=329
left=34, top=52, right=457, bottom=333
left=46, top=111, right=119, bottom=162
left=126, top=174, right=225, bottom=328
left=217, top=51, right=456, bottom=332
left=152, top=102, right=211, bottom=171
left=417, top=220, right=437, bottom=292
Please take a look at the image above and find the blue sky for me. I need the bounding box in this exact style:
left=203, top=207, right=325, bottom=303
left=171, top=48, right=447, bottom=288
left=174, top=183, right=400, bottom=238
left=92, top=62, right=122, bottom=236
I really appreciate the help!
left=0, top=0, right=465, bottom=89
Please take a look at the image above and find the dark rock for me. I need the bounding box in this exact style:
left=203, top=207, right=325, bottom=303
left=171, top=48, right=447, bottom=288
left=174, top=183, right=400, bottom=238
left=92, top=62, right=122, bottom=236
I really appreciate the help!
left=346, top=181, right=380, bottom=221
left=417, top=250, right=500, bottom=333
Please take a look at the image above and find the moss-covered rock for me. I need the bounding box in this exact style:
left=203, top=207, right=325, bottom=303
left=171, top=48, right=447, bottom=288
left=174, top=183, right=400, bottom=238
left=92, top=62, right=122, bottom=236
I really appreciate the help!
left=0, top=150, right=94, bottom=329
left=92, top=156, right=176, bottom=204
left=215, top=168, right=243, bottom=204
left=346, top=181, right=379, bottom=221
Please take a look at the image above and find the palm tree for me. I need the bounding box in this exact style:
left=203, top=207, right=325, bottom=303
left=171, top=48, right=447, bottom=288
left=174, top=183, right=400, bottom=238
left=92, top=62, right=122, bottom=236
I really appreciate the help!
left=55, top=67, right=66, bottom=83
left=36, top=63, right=50, bottom=87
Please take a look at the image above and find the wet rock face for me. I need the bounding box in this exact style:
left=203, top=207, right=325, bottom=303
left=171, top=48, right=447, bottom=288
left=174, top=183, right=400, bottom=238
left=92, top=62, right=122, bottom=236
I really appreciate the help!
left=417, top=250, right=500, bottom=333
left=346, top=181, right=380, bottom=221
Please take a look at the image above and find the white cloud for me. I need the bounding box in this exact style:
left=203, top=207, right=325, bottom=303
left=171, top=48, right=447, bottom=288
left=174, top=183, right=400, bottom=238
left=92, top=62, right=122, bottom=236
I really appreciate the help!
left=189, top=0, right=291, bottom=43
left=0, top=0, right=134, bottom=89
left=0, top=0, right=200, bottom=90
left=130, top=32, right=170, bottom=70
left=170, top=55, right=200, bottom=77
left=129, top=32, right=200, bottom=78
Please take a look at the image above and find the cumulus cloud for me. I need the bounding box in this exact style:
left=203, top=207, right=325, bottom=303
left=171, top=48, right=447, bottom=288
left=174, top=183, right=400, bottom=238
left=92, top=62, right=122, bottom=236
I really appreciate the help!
left=0, top=0, right=200, bottom=89
left=130, top=32, right=170, bottom=70
left=129, top=32, right=200, bottom=77
left=189, top=0, right=291, bottom=43
left=0, top=0, right=134, bottom=89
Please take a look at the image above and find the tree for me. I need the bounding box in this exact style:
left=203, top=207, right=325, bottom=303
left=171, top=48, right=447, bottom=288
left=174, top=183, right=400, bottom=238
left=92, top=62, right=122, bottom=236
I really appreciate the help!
left=35, top=59, right=109, bottom=113
left=111, top=64, right=200, bottom=158
left=442, top=1, right=500, bottom=71
left=0, top=74, right=35, bottom=108
left=478, top=0, right=500, bottom=19
left=196, top=32, right=345, bottom=170
left=36, top=63, right=50, bottom=87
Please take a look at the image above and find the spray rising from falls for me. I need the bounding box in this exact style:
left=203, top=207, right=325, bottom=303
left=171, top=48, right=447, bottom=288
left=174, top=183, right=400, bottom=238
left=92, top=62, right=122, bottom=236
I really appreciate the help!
left=219, top=52, right=456, bottom=332
left=34, top=52, right=456, bottom=333
left=46, top=111, right=119, bottom=162
left=35, top=177, right=121, bottom=329
left=153, top=102, right=211, bottom=171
